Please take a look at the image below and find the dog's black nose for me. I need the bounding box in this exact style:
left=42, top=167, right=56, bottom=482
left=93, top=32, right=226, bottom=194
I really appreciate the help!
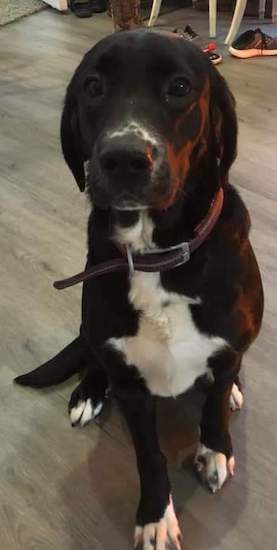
left=99, top=141, right=153, bottom=176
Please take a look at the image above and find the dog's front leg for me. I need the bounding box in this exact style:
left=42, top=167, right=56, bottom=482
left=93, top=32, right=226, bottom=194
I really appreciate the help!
left=104, top=347, right=181, bottom=550
left=122, top=393, right=181, bottom=550
left=195, top=348, right=241, bottom=493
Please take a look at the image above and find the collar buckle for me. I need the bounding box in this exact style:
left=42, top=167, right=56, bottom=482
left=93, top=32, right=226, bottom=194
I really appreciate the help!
left=126, top=245, right=135, bottom=276
left=175, top=242, right=190, bottom=267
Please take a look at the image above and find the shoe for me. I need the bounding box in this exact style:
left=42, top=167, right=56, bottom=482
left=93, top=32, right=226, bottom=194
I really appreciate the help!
left=206, top=51, right=223, bottom=65
left=203, top=43, right=223, bottom=65
left=229, top=28, right=277, bottom=59
left=173, top=25, right=199, bottom=41
left=69, top=0, right=94, bottom=17
left=90, top=0, right=107, bottom=13
left=173, top=29, right=222, bottom=65
left=184, top=24, right=198, bottom=40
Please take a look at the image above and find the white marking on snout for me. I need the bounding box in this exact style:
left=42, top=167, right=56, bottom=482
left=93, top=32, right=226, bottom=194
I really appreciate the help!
left=108, top=121, right=158, bottom=146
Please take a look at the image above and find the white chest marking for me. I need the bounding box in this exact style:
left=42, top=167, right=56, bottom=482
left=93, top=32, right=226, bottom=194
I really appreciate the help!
left=114, top=211, right=155, bottom=253
left=110, top=214, right=226, bottom=397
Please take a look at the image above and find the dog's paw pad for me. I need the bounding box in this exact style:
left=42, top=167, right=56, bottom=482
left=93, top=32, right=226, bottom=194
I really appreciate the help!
left=69, top=398, right=103, bottom=427
left=134, top=496, right=181, bottom=550
left=195, top=444, right=235, bottom=493
left=230, top=383, right=244, bottom=411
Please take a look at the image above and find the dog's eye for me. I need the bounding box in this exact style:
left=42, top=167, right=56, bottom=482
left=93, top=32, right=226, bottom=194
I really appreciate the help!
left=167, top=76, right=191, bottom=97
left=85, top=76, right=104, bottom=98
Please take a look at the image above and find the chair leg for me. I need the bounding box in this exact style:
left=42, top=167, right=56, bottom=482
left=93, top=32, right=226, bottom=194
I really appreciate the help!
left=148, top=0, right=162, bottom=26
left=209, top=0, right=217, bottom=38
left=224, top=0, right=247, bottom=45
left=258, top=0, right=266, bottom=19
left=272, top=0, right=277, bottom=23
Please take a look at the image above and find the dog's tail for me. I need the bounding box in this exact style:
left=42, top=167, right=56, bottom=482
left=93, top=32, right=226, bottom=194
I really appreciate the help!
left=14, top=336, right=84, bottom=388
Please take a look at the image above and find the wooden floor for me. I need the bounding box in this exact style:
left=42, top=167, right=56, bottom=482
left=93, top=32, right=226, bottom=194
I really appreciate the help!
left=0, top=7, right=277, bottom=550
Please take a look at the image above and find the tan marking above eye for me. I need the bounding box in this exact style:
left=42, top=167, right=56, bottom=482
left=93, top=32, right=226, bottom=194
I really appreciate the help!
left=155, top=82, right=211, bottom=210
left=174, top=80, right=210, bottom=135
left=175, top=101, right=197, bottom=133
left=145, top=145, right=154, bottom=168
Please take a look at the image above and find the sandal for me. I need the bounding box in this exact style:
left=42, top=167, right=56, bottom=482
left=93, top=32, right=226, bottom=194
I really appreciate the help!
left=173, top=29, right=223, bottom=65
left=173, top=25, right=199, bottom=41
left=203, top=43, right=223, bottom=65
left=206, top=51, right=223, bottom=65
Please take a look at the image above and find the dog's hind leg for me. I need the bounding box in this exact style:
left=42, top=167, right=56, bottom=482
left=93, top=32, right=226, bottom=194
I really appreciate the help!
left=69, top=366, right=109, bottom=427
left=14, top=334, right=86, bottom=388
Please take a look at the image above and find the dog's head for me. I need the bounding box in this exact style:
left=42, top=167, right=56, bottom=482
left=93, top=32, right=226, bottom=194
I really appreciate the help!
left=61, top=30, right=237, bottom=211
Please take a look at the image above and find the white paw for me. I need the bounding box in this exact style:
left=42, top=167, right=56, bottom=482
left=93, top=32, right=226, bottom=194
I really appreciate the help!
left=134, top=496, right=182, bottom=550
left=69, top=398, right=103, bottom=427
left=230, top=383, right=244, bottom=411
left=195, top=444, right=235, bottom=493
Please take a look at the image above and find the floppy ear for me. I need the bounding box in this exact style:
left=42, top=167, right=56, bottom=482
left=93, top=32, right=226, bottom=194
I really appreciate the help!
left=60, top=90, right=87, bottom=192
left=209, top=66, right=238, bottom=183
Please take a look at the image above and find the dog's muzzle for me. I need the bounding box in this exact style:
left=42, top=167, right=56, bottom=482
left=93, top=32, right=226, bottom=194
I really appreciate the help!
left=92, top=134, right=160, bottom=209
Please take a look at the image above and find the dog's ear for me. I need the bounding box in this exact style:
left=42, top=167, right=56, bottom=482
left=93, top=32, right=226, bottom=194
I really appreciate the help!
left=60, top=90, right=86, bottom=192
left=209, top=66, right=238, bottom=182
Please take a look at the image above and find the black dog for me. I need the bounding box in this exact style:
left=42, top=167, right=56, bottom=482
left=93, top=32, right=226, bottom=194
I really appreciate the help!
left=15, top=30, right=264, bottom=549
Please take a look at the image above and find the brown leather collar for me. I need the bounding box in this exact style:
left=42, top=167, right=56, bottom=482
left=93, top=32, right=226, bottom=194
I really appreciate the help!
left=54, top=187, right=224, bottom=290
